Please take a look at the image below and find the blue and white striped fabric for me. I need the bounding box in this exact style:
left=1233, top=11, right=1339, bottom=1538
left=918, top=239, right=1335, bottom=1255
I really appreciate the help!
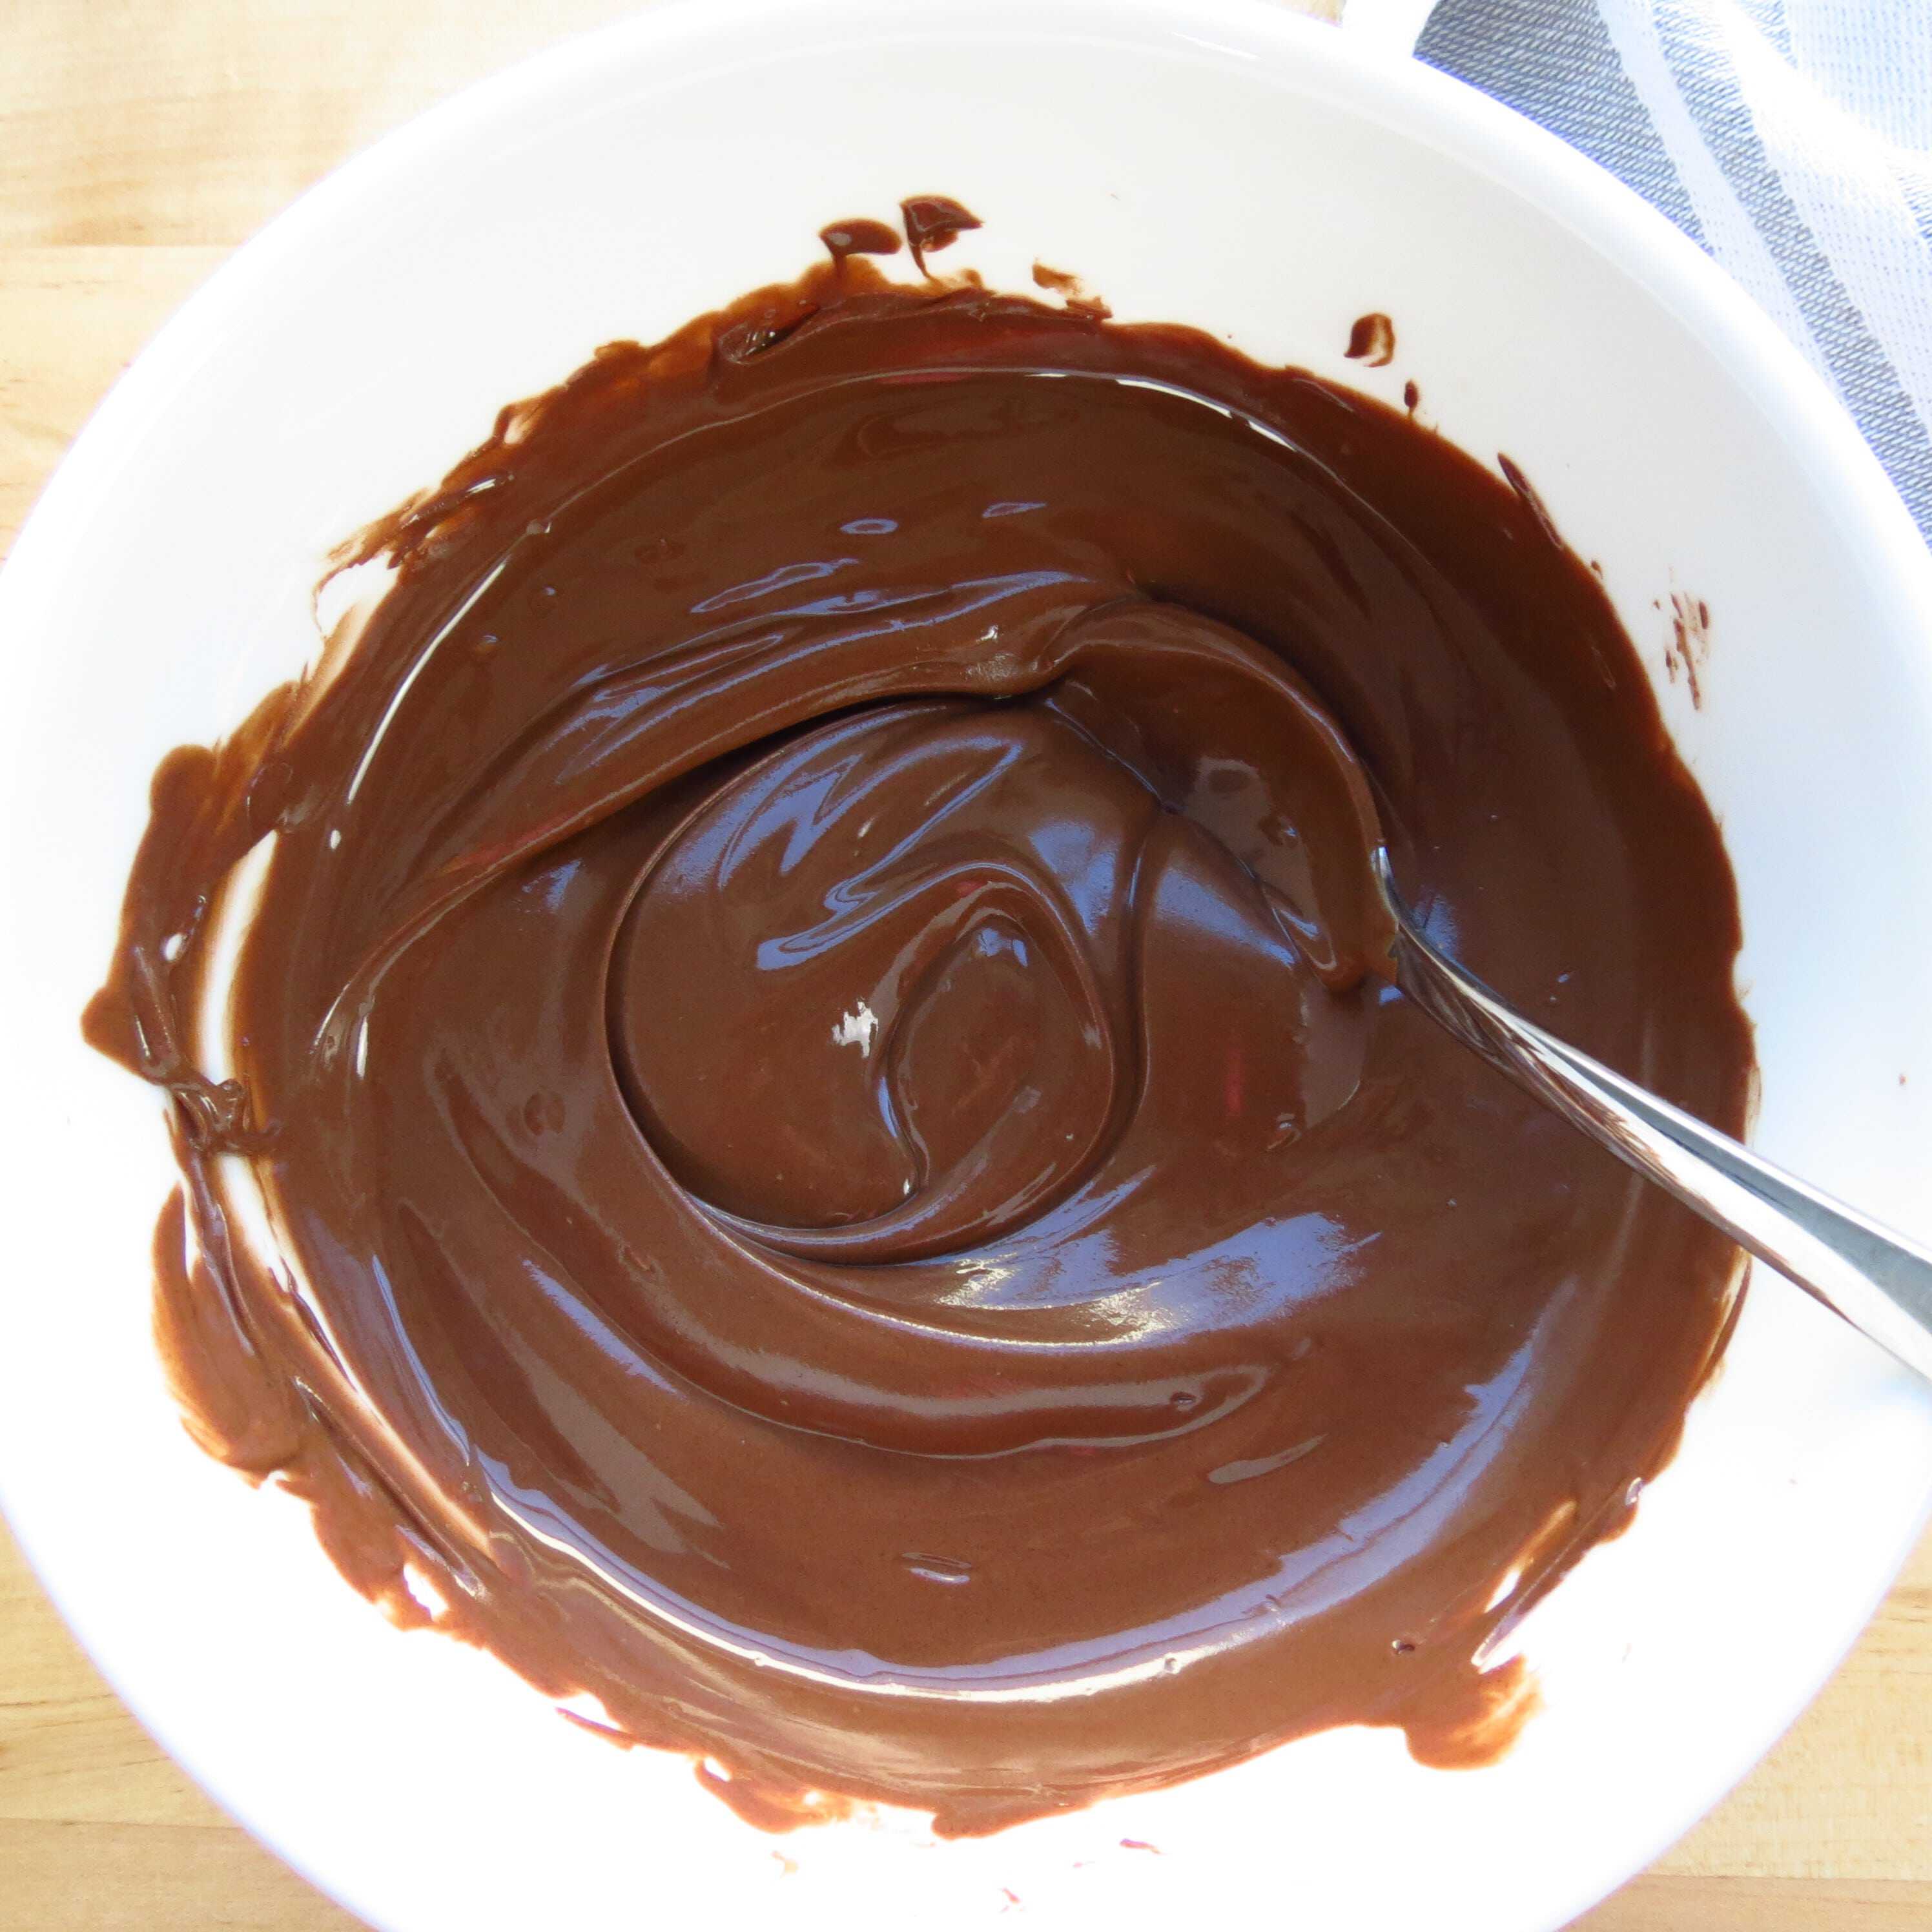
left=1415, top=0, right=1932, bottom=545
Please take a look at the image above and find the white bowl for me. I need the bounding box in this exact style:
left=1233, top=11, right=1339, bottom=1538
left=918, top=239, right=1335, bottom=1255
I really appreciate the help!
left=3, top=3, right=1931, bottom=1927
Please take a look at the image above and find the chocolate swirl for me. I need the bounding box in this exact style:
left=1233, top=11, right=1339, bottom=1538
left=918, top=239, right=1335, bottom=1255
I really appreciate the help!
left=87, top=244, right=1751, bottom=1833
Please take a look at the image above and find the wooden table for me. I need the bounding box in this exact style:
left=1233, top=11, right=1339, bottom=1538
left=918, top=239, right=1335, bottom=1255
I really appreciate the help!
left=2, top=4, right=1929, bottom=1926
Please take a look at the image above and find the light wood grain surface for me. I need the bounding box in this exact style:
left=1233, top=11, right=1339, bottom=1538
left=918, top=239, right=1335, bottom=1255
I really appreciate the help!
left=2, top=3, right=1929, bottom=1926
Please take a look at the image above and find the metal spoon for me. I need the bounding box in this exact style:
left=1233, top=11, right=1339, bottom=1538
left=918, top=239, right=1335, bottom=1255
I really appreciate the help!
left=1372, top=849, right=1932, bottom=1381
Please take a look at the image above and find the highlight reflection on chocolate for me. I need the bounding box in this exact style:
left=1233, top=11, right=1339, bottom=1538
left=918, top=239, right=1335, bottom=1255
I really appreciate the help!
left=86, top=219, right=1751, bottom=1836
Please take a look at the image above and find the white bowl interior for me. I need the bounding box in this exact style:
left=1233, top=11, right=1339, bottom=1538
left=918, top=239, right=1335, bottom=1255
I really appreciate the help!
left=3, top=4, right=1931, bottom=1929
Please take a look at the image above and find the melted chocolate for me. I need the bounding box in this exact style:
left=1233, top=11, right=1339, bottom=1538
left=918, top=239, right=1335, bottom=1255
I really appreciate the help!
left=87, top=233, right=1750, bottom=1836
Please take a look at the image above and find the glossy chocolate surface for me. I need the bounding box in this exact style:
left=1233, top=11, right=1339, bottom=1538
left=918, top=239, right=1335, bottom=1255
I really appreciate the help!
left=88, top=234, right=1750, bottom=1834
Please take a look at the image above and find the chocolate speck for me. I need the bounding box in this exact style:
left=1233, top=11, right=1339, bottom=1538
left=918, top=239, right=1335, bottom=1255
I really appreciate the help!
left=1664, top=591, right=1711, bottom=708
left=1345, top=312, right=1396, bottom=367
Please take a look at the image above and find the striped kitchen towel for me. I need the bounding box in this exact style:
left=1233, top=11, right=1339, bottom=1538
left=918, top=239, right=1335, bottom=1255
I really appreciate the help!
left=1416, top=0, right=1932, bottom=545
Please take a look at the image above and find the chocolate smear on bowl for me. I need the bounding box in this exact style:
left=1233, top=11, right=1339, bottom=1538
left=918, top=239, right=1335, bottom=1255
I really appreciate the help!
left=901, top=194, right=983, bottom=274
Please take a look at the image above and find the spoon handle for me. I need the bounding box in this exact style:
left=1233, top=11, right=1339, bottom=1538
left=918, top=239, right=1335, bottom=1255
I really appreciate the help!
left=1374, top=856, right=1932, bottom=1382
